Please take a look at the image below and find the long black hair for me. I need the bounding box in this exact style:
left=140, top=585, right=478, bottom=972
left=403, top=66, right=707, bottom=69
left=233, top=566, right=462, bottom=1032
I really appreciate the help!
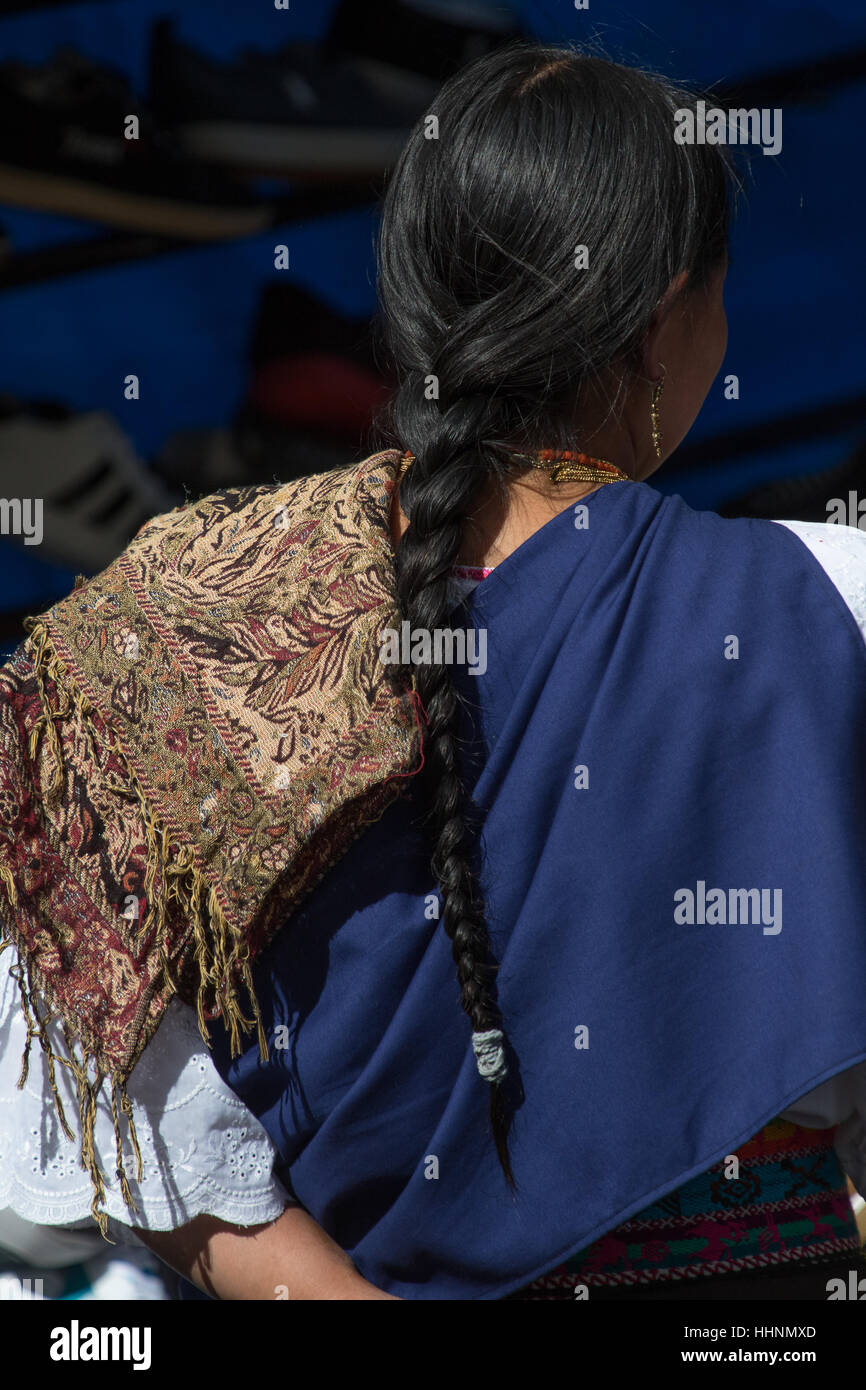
left=373, top=43, right=736, bottom=1188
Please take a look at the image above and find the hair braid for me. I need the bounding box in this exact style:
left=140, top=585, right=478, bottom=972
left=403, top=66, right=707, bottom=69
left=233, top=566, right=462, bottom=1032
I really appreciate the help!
left=390, top=394, right=516, bottom=1186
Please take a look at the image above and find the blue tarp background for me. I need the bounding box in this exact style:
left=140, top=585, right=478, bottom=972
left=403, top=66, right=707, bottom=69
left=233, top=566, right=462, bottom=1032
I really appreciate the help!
left=0, top=0, right=864, bottom=630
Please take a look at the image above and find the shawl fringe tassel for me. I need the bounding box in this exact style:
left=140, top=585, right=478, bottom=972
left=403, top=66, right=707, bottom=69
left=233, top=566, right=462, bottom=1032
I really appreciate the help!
left=0, top=619, right=270, bottom=1239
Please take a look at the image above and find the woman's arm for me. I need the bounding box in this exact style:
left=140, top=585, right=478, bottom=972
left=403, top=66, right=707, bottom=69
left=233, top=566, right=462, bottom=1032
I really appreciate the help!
left=1, top=946, right=396, bottom=1298
left=135, top=1203, right=400, bottom=1300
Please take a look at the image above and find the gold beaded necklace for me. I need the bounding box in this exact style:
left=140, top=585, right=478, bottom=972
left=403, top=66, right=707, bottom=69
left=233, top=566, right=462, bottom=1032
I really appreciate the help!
left=398, top=448, right=630, bottom=486
left=512, top=449, right=630, bottom=485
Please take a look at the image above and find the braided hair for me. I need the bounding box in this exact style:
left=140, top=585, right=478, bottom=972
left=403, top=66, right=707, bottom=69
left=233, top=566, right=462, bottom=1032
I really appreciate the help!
left=373, top=42, right=735, bottom=1187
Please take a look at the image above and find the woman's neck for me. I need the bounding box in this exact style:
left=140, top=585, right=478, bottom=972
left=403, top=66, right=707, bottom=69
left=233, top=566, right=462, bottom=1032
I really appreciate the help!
left=390, top=472, right=609, bottom=570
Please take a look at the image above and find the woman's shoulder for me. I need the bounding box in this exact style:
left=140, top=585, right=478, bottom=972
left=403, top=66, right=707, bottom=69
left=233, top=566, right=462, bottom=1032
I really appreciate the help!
left=651, top=488, right=866, bottom=633
left=770, top=516, right=866, bottom=581
left=769, top=518, right=866, bottom=648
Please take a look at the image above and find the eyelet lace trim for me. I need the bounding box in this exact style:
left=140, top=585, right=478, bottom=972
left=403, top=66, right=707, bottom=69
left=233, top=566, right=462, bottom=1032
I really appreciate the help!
left=0, top=936, right=289, bottom=1231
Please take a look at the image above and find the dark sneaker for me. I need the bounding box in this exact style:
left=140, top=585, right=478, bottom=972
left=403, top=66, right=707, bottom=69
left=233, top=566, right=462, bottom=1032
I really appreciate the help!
left=153, top=420, right=355, bottom=496
left=325, top=0, right=525, bottom=83
left=149, top=19, right=429, bottom=176
left=0, top=47, right=269, bottom=238
left=153, top=281, right=390, bottom=494
left=245, top=280, right=391, bottom=438
left=248, top=279, right=382, bottom=371
left=247, top=352, right=390, bottom=441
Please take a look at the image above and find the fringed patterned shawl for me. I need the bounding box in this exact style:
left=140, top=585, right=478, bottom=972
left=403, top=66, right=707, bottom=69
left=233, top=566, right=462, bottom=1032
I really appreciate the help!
left=0, top=449, right=422, bottom=1234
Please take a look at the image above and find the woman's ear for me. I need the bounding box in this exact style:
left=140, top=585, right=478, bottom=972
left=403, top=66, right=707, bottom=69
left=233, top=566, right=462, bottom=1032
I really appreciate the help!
left=641, top=269, right=689, bottom=379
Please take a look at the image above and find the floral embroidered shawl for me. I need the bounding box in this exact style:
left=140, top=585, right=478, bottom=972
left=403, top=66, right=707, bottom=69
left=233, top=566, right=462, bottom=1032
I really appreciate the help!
left=0, top=448, right=422, bottom=1232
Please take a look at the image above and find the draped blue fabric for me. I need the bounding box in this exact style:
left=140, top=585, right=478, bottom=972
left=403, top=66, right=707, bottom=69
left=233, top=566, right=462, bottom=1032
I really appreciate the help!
left=207, top=479, right=866, bottom=1299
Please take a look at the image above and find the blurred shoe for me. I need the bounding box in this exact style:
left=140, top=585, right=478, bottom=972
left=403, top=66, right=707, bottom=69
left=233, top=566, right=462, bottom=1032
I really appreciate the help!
left=153, top=419, right=354, bottom=496
left=0, top=47, right=269, bottom=239
left=153, top=283, right=390, bottom=494
left=245, top=281, right=390, bottom=438
left=247, top=354, right=390, bottom=440
left=150, top=19, right=428, bottom=177
left=325, top=0, right=525, bottom=84
left=249, top=280, right=381, bottom=368
left=0, top=397, right=181, bottom=572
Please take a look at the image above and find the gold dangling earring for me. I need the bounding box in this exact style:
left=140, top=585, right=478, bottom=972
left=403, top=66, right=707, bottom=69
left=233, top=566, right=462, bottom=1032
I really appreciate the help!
left=650, top=365, right=666, bottom=460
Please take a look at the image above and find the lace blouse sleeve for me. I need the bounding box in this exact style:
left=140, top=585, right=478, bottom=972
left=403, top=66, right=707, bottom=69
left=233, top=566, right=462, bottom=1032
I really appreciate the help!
left=0, top=933, right=292, bottom=1232
left=772, top=518, right=866, bottom=1198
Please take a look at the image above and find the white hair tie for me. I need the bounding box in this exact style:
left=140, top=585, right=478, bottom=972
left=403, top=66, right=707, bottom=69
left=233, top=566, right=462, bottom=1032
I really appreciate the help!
left=472, top=1028, right=507, bottom=1083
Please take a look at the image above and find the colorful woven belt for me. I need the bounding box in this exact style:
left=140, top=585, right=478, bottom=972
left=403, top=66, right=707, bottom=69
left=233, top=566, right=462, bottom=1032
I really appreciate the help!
left=513, top=1120, right=863, bottom=1298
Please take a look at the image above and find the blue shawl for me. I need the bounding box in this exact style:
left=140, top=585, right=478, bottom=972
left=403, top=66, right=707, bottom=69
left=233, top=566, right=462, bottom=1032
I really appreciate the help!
left=208, top=477, right=866, bottom=1299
